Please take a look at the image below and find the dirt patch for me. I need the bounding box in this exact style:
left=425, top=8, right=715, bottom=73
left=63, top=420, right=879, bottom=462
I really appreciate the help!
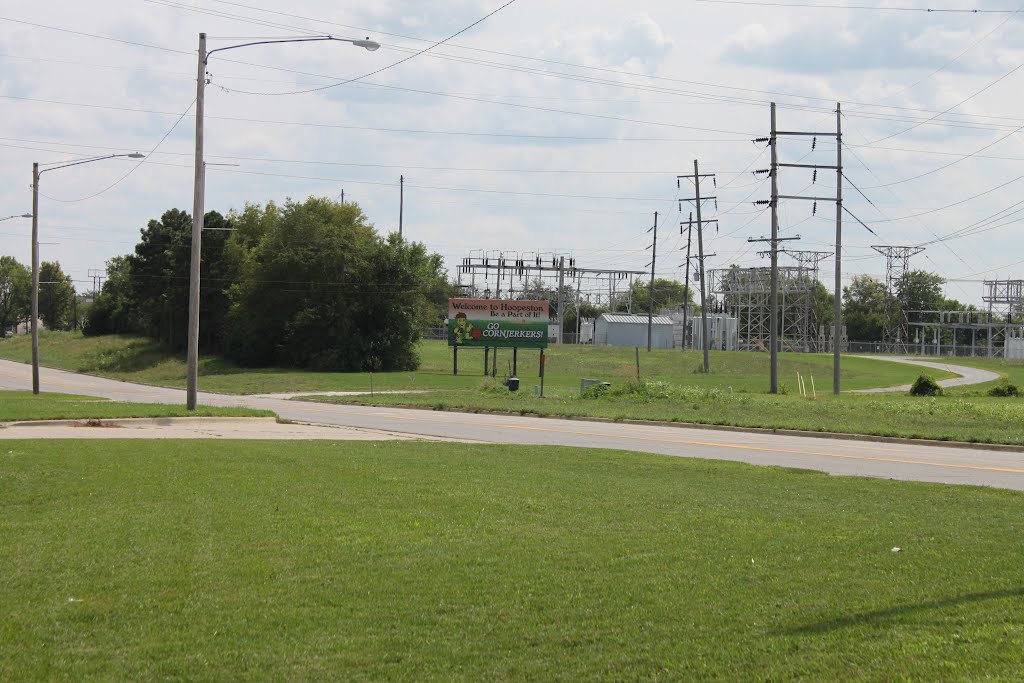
left=76, top=419, right=122, bottom=428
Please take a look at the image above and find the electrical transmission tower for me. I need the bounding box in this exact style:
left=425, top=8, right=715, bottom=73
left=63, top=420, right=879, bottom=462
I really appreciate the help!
left=871, top=245, right=924, bottom=350
left=753, top=102, right=843, bottom=393
left=678, top=159, right=717, bottom=373
left=754, top=249, right=834, bottom=352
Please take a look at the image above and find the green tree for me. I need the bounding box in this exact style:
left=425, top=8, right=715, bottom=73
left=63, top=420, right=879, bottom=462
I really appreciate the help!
left=620, top=278, right=693, bottom=314
left=224, top=197, right=448, bottom=371
left=83, top=256, right=135, bottom=336
left=127, top=208, right=234, bottom=351
left=843, top=275, right=891, bottom=342
left=38, top=261, right=76, bottom=331
left=0, top=256, right=31, bottom=335
left=811, top=280, right=836, bottom=334
left=898, top=270, right=945, bottom=314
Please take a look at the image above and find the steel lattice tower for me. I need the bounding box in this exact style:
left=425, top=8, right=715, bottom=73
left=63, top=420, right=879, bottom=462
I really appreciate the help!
left=871, top=245, right=924, bottom=349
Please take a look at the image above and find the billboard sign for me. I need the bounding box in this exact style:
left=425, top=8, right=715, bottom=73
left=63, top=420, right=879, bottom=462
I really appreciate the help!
left=447, top=298, right=550, bottom=349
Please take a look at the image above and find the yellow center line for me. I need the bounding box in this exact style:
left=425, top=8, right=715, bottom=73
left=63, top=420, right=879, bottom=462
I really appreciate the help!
left=352, top=410, right=1024, bottom=475
left=8, top=366, right=1022, bottom=475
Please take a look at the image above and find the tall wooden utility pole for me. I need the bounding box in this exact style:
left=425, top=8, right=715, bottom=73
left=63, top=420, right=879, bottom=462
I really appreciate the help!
left=646, top=211, right=658, bottom=352
left=833, top=104, right=843, bottom=395
left=761, top=101, right=843, bottom=394
left=681, top=212, right=693, bottom=351
left=677, top=161, right=718, bottom=373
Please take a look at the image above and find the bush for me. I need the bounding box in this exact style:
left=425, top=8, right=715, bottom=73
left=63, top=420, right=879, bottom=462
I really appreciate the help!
left=909, top=375, right=942, bottom=397
left=581, top=382, right=610, bottom=398
left=988, top=383, right=1020, bottom=397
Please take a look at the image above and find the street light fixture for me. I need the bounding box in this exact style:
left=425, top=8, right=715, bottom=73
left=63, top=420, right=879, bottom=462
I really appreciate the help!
left=185, top=33, right=380, bottom=410
left=30, top=153, right=145, bottom=393
left=1, top=213, right=33, bottom=222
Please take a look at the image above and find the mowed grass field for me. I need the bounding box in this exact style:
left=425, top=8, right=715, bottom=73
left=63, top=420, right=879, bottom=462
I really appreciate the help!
left=1, top=440, right=1022, bottom=680
left=0, top=331, right=955, bottom=394
left=0, top=390, right=272, bottom=422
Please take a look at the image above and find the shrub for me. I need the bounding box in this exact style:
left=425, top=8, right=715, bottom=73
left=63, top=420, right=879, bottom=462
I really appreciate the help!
left=988, top=383, right=1020, bottom=397
left=581, top=382, right=610, bottom=398
left=910, top=375, right=942, bottom=397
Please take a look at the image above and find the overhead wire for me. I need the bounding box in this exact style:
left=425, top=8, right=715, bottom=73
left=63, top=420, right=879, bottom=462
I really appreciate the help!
left=37, top=97, right=196, bottom=203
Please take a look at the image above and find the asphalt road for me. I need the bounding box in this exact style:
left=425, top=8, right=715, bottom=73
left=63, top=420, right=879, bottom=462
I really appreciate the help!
left=2, top=359, right=1023, bottom=491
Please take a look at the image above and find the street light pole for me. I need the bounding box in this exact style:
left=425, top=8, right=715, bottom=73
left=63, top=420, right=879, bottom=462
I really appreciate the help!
left=30, top=153, right=144, bottom=394
left=185, top=32, right=380, bottom=410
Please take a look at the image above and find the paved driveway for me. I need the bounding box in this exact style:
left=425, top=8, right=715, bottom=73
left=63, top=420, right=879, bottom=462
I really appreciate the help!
left=851, top=356, right=1001, bottom=393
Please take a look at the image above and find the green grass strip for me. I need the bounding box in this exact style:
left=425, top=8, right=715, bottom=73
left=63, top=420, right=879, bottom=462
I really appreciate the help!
left=1, top=440, right=1021, bottom=679
left=0, top=390, right=272, bottom=422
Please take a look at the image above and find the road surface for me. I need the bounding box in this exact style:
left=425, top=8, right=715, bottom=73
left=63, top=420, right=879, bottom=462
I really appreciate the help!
left=851, top=356, right=1002, bottom=393
left=2, top=359, right=1023, bottom=491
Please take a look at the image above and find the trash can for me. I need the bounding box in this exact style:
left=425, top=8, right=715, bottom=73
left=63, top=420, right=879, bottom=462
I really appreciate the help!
left=507, top=377, right=520, bottom=392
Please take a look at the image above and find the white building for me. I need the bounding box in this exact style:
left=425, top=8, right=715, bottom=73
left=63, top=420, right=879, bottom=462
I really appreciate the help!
left=594, top=313, right=674, bottom=349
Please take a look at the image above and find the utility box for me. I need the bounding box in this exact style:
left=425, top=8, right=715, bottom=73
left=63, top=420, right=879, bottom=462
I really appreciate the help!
left=580, top=379, right=611, bottom=395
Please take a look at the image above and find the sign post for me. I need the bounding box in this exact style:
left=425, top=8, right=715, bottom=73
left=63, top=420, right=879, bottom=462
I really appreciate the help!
left=540, top=351, right=546, bottom=397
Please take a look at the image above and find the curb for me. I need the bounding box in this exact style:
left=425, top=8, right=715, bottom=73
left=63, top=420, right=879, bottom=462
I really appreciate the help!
left=1, top=417, right=279, bottom=428
left=302, top=400, right=1024, bottom=454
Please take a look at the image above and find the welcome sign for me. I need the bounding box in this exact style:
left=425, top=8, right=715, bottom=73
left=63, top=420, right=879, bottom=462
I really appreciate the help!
left=447, top=298, right=550, bottom=349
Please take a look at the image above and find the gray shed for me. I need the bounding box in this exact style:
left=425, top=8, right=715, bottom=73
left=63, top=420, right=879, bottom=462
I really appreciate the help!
left=595, top=313, right=674, bottom=349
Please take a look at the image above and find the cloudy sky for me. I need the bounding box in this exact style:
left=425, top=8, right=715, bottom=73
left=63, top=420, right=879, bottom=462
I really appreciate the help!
left=2, top=0, right=1024, bottom=307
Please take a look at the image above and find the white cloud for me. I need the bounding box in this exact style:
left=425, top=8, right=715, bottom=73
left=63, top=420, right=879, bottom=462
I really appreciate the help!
left=0, top=1, right=1021, bottom=305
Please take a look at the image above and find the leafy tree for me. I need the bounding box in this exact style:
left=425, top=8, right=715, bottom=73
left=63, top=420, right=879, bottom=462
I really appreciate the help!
left=843, top=274, right=891, bottom=342
left=0, top=256, right=31, bottom=335
left=898, top=270, right=945, bottom=314
left=224, top=197, right=448, bottom=371
left=84, top=256, right=135, bottom=336
left=619, top=278, right=693, bottom=314
left=38, top=261, right=76, bottom=331
left=127, top=208, right=234, bottom=350
left=811, top=280, right=836, bottom=335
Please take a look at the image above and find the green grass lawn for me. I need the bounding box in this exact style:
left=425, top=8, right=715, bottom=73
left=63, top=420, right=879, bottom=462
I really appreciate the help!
left=306, top=382, right=1024, bottom=445
left=1, top=440, right=1021, bottom=680
left=0, top=390, right=272, bottom=422
left=0, top=331, right=956, bottom=394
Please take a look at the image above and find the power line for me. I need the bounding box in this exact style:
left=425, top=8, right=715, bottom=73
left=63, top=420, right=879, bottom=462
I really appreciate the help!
left=213, top=0, right=520, bottom=96
left=0, top=15, right=190, bottom=54
left=10, top=10, right=1024, bottom=134
left=875, top=5, right=1024, bottom=102
left=37, top=98, right=196, bottom=203
left=865, top=58, right=1024, bottom=144
left=694, top=1, right=1019, bottom=12
left=0, top=94, right=755, bottom=139
left=0, top=136, right=754, bottom=176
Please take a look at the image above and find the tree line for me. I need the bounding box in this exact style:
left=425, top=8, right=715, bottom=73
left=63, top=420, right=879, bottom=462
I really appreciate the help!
left=83, top=196, right=451, bottom=371
left=0, top=257, right=77, bottom=335
left=0, top=199, right=988, bottom=356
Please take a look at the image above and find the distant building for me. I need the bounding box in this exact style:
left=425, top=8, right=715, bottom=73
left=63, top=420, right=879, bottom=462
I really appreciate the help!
left=594, top=313, right=674, bottom=349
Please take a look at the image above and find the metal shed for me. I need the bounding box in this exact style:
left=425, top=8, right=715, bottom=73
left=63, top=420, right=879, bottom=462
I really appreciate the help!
left=595, top=313, right=674, bottom=349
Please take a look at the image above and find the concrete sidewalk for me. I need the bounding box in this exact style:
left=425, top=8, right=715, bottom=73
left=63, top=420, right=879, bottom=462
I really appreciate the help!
left=0, top=417, right=457, bottom=441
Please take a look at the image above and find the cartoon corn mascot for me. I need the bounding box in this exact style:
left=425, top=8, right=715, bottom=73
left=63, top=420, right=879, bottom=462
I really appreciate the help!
left=451, top=312, right=475, bottom=345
